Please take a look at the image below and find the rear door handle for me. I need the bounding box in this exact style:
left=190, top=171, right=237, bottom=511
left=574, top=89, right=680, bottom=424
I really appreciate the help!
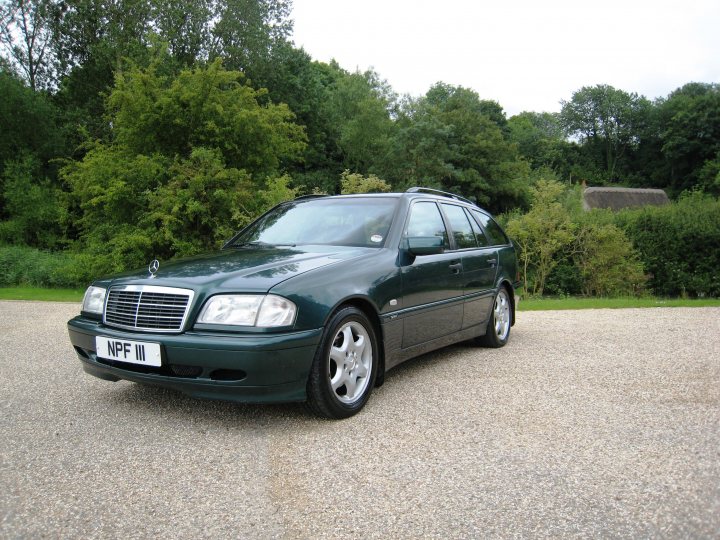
left=449, top=261, right=462, bottom=274
left=489, top=258, right=497, bottom=267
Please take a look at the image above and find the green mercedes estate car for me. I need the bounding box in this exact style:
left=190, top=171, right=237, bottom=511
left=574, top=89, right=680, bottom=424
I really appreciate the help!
left=68, top=188, right=519, bottom=418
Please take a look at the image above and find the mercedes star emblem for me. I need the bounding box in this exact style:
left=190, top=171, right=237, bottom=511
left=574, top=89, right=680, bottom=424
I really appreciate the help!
left=148, top=259, right=160, bottom=278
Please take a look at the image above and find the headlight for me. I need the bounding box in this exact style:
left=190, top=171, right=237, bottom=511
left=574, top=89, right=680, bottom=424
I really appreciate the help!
left=82, top=286, right=106, bottom=314
left=197, top=294, right=297, bottom=327
left=256, top=295, right=297, bottom=327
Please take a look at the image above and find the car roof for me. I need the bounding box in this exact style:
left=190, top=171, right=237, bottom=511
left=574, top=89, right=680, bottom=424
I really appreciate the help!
left=294, top=188, right=489, bottom=213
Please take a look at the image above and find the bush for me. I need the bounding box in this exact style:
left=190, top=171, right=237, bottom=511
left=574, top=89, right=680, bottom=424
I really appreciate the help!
left=0, top=154, right=62, bottom=248
left=505, top=178, right=648, bottom=298
left=0, top=246, right=92, bottom=288
left=504, top=179, right=575, bottom=296
left=544, top=259, right=583, bottom=296
left=340, top=170, right=391, bottom=194
left=573, top=221, right=646, bottom=296
left=617, top=192, right=720, bottom=297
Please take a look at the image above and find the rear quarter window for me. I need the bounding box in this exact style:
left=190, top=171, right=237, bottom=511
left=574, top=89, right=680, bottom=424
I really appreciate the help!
left=471, top=210, right=509, bottom=246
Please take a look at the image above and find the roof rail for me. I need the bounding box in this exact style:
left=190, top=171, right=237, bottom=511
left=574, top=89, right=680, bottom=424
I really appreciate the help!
left=293, top=193, right=328, bottom=201
left=405, top=187, right=474, bottom=205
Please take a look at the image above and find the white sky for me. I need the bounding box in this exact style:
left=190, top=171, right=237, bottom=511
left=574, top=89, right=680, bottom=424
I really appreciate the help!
left=290, top=0, right=720, bottom=116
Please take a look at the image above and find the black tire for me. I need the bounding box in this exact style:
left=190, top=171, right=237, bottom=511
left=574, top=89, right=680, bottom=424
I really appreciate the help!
left=477, top=287, right=513, bottom=348
left=306, top=306, right=379, bottom=419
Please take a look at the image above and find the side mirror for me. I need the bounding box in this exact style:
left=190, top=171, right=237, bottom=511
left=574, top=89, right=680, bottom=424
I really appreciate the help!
left=406, top=236, right=445, bottom=256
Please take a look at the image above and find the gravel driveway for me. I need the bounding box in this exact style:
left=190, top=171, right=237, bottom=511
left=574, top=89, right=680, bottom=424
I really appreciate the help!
left=1, top=301, right=718, bottom=539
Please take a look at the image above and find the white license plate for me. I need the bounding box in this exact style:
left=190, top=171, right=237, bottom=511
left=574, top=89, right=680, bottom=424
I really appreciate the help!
left=96, top=337, right=162, bottom=367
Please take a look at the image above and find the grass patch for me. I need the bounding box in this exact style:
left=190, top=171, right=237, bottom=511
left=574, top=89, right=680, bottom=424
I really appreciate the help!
left=518, top=296, right=720, bottom=311
left=0, top=287, right=85, bottom=302
left=2, top=287, right=720, bottom=310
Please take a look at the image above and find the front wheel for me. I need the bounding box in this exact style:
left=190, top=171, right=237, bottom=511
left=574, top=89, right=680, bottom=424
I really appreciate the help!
left=306, top=307, right=379, bottom=419
left=477, top=287, right=512, bottom=348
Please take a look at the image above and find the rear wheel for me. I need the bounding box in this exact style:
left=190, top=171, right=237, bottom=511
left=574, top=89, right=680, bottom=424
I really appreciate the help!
left=306, top=307, right=378, bottom=419
left=477, top=287, right=512, bottom=348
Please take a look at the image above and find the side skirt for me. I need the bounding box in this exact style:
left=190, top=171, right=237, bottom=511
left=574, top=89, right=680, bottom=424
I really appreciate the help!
left=382, top=323, right=485, bottom=372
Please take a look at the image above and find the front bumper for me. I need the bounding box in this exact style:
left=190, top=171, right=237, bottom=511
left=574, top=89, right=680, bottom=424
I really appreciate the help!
left=67, top=317, right=323, bottom=403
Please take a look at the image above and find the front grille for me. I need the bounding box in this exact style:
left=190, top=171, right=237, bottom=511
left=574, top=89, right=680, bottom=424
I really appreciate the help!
left=104, top=285, right=194, bottom=332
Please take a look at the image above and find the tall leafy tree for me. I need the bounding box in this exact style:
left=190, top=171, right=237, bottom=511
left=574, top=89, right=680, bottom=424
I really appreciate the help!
left=249, top=48, right=343, bottom=192
left=0, top=69, right=62, bottom=170
left=107, top=56, right=306, bottom=174
left=151, top=0, right=213, bottom=66
left=258, top=58, right=397, bottom=194
left=0, top=0, right=54, bottom=90
left=209, top=0, right=292, bottom=76
left=560, top=84, right=651, bottom=182
left=389, top=83, right=530, bottom=212
left=655, top=83, right=720, bottom=194
left=50, top=0, right=294, bottom=142
left=0, top=153, right=63, bottom=247
left=0, top=69, right=65, bottom=247
left=508, top=111, right=591, bottom=182
left=49, top=0, right=156, bottom=141
left=507, top=111, right=563, bottom=168
left=388, top=95, right=455, bottom=190
left=327, top=67, right=396, bottom=180
left=61, top=56, right=306, bottom=270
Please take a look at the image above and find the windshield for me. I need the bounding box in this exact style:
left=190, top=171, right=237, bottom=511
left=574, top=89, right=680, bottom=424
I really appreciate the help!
left=229, top=197, right=399, bottom=248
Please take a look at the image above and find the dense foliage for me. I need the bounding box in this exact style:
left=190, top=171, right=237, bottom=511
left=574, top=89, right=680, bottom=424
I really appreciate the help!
left=506, top=184, right=720, bottom=298
left=1, top=0, right=719, bottom=296
left=504, top=180, right=646, bottom=298
left=616, top=193, right=720, bottom=297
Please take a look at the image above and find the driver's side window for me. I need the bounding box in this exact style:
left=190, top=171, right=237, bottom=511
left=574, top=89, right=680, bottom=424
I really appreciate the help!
left=406, top=202, right=448, bottom=246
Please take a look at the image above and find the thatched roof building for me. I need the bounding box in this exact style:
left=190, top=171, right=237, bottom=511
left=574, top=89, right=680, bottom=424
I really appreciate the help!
left=583, top=187, right=670, bottom=211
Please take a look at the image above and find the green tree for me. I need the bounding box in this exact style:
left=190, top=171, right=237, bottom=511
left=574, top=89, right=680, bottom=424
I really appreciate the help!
left=0, top=0, right=54, bottom=90
left=107, top=56, right=306, bottom=174
left=655, top=83, right=720, bottom=195
left=147, top=147, right=255, bottom=256
left=0, top=69, right=65, bottom=246
left=251, top=47, right=342, bottom=192
left=389, top=83, right=530, bottom=213
left=209, top=0, right=292, bottom=76
left=152, top=0, right=213, bottom=66
left=560, top=84, right=651, bottom=182
left=49, top=0, right=294, bottom=143
left=49, top=0, right=157, bottom=141
left=61, top=58, right=306, bottom=271
left=0, top=69, right=62, bottom=173
left=507, top=111, right=587, bottom=181
left=616, top=191, right=720, bottom=297
left=326, top=66, right=396, bottom=186
left=258, top=174, right=298, bottom=208
left=697, top=152, right=720, bottom=195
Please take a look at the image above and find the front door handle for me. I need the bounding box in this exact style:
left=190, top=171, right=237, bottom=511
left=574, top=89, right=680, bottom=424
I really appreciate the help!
left=449, top=261, right=462, bottom=274
left=488, top=258, right=497, bottom=267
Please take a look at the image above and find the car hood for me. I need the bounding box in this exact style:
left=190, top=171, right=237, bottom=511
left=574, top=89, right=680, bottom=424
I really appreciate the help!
left=103, top=245, right=375, bottom=293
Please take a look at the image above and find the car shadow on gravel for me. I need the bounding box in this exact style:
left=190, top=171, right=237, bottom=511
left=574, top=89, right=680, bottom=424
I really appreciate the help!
left=93, top=341, right=481, bottom=425
left=101, top=382, right=311, bottom=425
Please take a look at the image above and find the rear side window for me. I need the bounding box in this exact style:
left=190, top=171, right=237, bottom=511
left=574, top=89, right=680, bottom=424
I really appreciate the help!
left=464, top=208, right=489, bottom=247
left=441, top=204, right=477, bottom=249
left=406, top=202, right=449, bottom=247
left=471, top=210, right=509, bottom=246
